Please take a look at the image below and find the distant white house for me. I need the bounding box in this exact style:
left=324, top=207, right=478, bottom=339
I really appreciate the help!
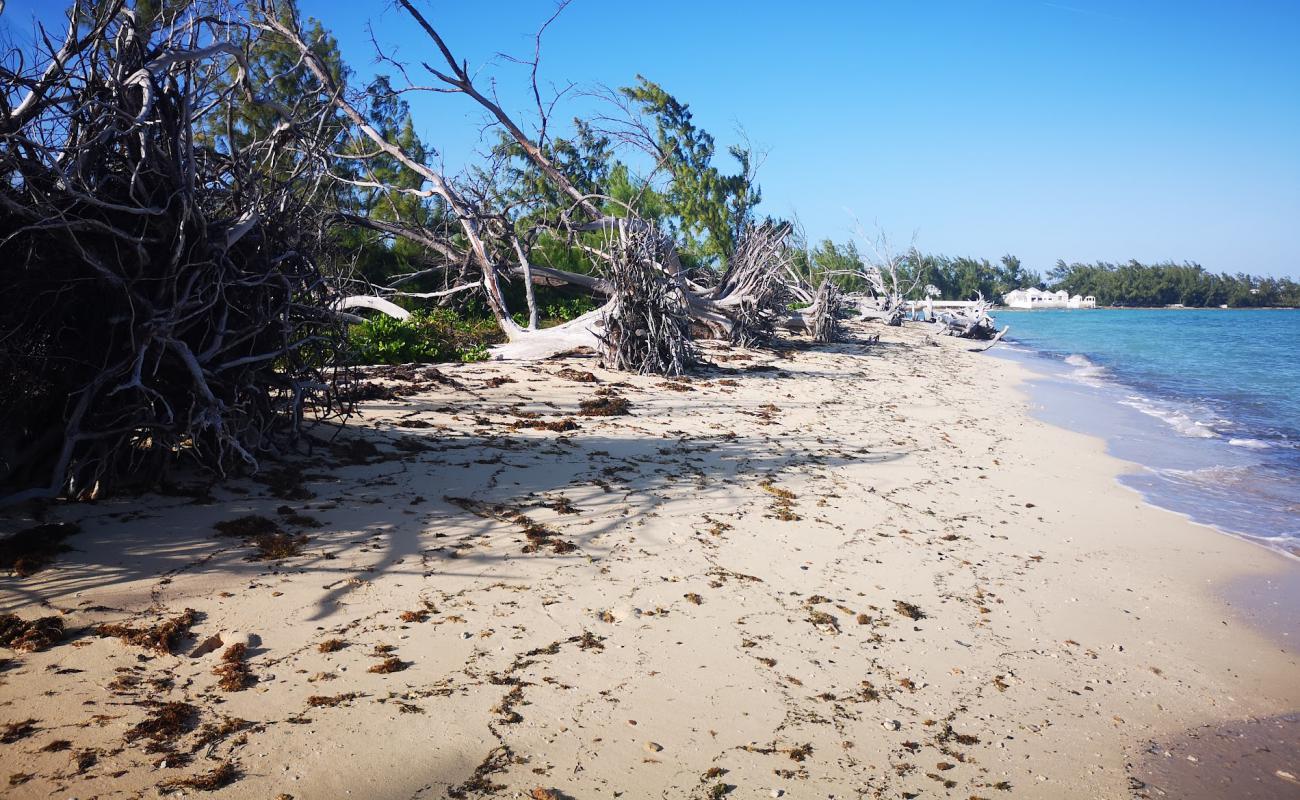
left=1003, top=287, right=1096, bottom=309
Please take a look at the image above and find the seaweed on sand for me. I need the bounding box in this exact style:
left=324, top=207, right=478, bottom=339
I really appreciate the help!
left=214, top=515, right=308, bottom=560
left=0, top=614, right=64, bottom=652
left=191, top=717, right=252, bottom=750
left=556, top=367, right=597, bottom=382
left=97, top=609, right=199, bottom=655
left=367, top=656, right=406, bottom=674
left=0, top=522, right=79, bottom=577
left=213, top=643, right=254, bottom=691
left=306, top=693, right=358, bottom=707
left=446, top=745, right=515, bottom=798
left=577, top=390, right=629, bottom=417
left=213, top=515, right=279, bottom=538
left=124, top=702, right=198, bottom=747
left=157, top=761, right=239, bottom=791
left=894, top=600, right=927, bottom=621
left=1, top=719, right=38, bottom=743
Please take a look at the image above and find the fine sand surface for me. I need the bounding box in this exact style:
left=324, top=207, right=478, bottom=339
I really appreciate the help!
left=1, top=322, right=1297, bottom=799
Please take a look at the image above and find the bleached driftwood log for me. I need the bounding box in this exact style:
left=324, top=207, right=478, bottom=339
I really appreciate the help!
left=931, top=295, right=1005, bottom=343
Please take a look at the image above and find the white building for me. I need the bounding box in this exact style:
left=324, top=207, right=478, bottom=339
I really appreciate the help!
left=1003, top=287, right=1096, bottom=309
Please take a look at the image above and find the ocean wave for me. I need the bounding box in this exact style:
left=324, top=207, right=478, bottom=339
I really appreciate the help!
left=1062, top=353, right=1109, bottom=384
left=1228, top=438, right=1273, bottom=450
left=1155, top=463, right=1252, bottom=481
left=1119, top=395, right=1218, bottom=439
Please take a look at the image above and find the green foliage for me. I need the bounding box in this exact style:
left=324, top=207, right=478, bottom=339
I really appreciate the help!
left=347, top=310, right=504, bottom=365
left=619, top=76, right=760, bottom=265
left=542, top=295, right=598, bottom=322
left=1046, top=260, right=1300, bottom=307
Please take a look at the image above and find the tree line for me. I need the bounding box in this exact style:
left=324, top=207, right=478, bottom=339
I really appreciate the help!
left=798, top=241, right=1300, bottom=308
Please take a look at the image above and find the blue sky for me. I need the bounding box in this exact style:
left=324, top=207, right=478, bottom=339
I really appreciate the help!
left=4, top=1, right=1298, bottom=277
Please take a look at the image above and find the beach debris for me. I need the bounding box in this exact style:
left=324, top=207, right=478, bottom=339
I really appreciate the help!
left=446, top=745, right=514, bottom=798
left=318, top=638, right=346, bottom=653
left=893, top=600, right=926, bottom=621
left=213, top=643, right=254, bottom=691
left=556, top=367, right=598, bottom=382
left=307, top=693, right=358, bottom=707
left=0, top=614, right=64, bottom=652
left=214, top=514, right=308, bottom=560
left=759, top=480, right=800, bottom=521
left=444, top=495, right=577, bottom=555
left=0, top=522, right=79, bottom=577
left=157, top=761, right=239, bottom=791
left=368, top=656, right=406, bottom=674
left=96, top=609, right=199, bottom=655
left=1, top=719, right=38, bottom=743
left=124, top=702, right=198, bottom=745
left=578, top=391, right=630, bottom=417
left=644, top=741, right=664, bottom=753
left=192, top=717, right=253, bottom=750
left=787, top=743, right=813, bottom=761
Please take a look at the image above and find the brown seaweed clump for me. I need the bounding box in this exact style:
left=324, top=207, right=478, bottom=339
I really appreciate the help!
left=214, top=515, right=308, bottom=560
left=1, top=719, right=38, bottom=743
left=577, top=391, right=630, bottom=417
left=317, top=638, right=346, bottom=653
left=368, top=656, right=406, bottom=674
left=157, top=761, right=239, bottom=791
left=556, top=367, right=598, bottom=382
left=213, top=515, right=279, bottom=538
left=0, top=522, right=79, bottom=577
left=97, top=609, right=198, bottom=655
left=213, top=644, right=254, bottom=691
left=894, top=600, right=927, bottom=621
left=306, top=693, right=358, bottom=707
left=192, top=717, right=252, bottom=750
left=123, top=702, right=198, bottom=744
left=0, top=614, right=64, bottom=652
left=446, top=745, right=514, bottom=798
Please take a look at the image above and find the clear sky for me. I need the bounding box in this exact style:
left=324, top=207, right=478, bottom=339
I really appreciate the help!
left=4, top=1, right=1298, bottom=277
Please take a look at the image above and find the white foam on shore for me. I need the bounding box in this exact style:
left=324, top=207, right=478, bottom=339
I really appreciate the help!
left=1228, top=438, right=1274, bottom=450
left=1120, top=394, right=1218, bottom=439
left=1063, top=353, right=1109, bottom=385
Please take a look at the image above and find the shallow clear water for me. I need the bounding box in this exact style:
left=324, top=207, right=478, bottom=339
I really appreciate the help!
left=989, top=308, right=1300, bottom=557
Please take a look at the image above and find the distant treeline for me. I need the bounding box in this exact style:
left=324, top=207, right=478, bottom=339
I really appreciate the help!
left=1045, top=261, right=1300, bottom=308
left=802, top=241, right=1300, bottom=307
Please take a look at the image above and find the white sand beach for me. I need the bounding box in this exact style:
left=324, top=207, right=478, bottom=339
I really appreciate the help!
left=2, top=323, right=1297, bottom=799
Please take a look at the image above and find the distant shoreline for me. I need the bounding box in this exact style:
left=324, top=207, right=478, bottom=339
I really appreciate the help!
left=997, top=304, right=1300, bottom=311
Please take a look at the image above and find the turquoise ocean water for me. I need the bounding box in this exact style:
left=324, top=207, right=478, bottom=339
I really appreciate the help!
left=989, top=308, right=1300, bottom=557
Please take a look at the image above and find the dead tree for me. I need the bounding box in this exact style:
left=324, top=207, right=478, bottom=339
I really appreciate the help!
left=262, top=1, right=800, bottom=368
left=932, top=294, right=1006, bottom=344
left=843, top=227, right=920, bottom=326
left=595, top=221, right=695, bottom=374
left=0, top=2, right=347, bottom=504
left=807, top=279, right=844, bottom=343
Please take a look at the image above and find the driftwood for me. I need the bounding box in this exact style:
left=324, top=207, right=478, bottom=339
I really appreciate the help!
left=931, top=295, right=1004, bottom=342
left=595, top=222, right=695, bottom=374
left=265, top=3, right=800, bottom=368
left=0, top=2, right=347, bottom=503
left=807, top=279, right=843, bottom=343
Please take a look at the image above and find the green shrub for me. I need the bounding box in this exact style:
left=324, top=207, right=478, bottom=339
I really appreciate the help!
left=542, top=296, right=598, bottom=323
left=347, top=309, right=504, bottom=365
